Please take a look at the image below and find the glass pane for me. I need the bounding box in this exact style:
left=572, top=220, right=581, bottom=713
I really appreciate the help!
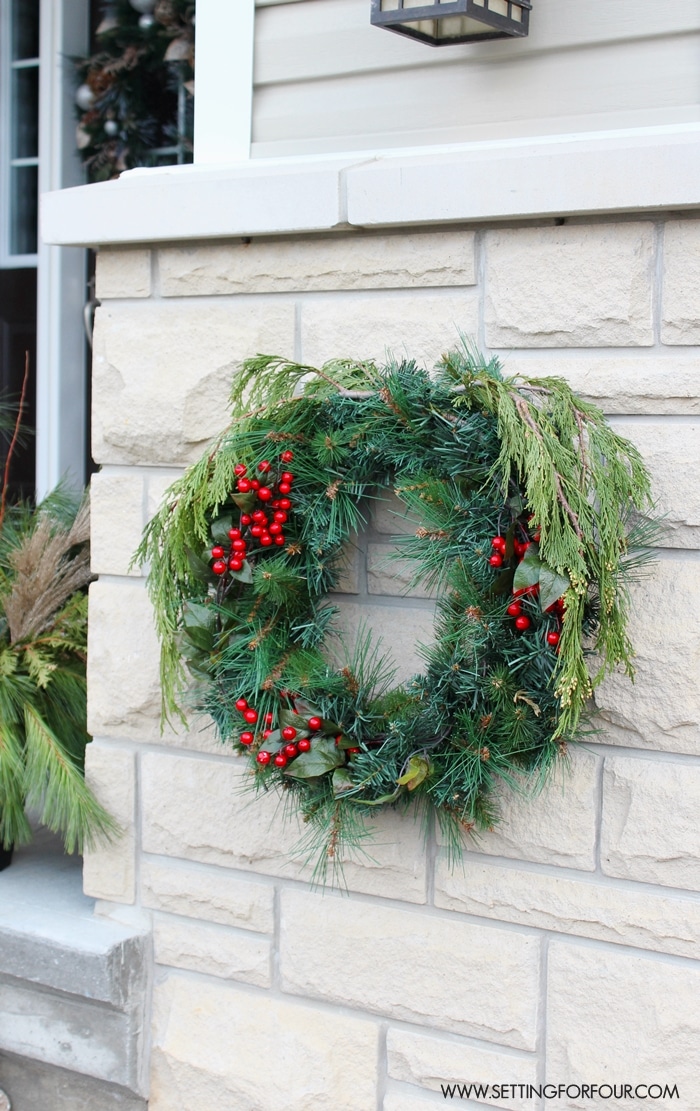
left=10, top=166, right=38, bottom=255
left=12, top=67, right=39, bottom=159
left=12, top=0, right=40, bottom=60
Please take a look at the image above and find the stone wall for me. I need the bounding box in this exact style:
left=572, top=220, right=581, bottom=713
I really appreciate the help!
left=87, top=218, right=700, bottom=1110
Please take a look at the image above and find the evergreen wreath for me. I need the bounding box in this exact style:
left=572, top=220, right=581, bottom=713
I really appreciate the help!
left=140, top=345, right=653, bottom=877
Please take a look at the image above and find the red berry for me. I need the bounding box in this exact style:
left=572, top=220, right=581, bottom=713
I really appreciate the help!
left=260, top=534, right=273, bottom=547
left=258, top=487, right=272, bottom=502
left=244, top=708, right=258, bottom=724
left=212, top=559, right=227, bottom=575
left=279, top=498, right=291, bottom=510
left=265, top=712, right=273, bottom=725
left=269, top=523, right=282, bottom=535
left=229, top=557, right=243, bottom=571
left=258, top=460, right=271, bottom=473
left=491, top=536, right=506, bottom=552
left=273, top=752, right=288, bottom=768
left=546, top=631, right=560, bottom=647
left=506, top=602, right=522, bottom=617
left=274, top=536, right=286, bottom=546
left=228, top=528, right=241, bottom=540
left=515, top=615, right=531, bottom=632
left=235, top=697, right=248, bottom=711
left=281, top=726, right=297, bottom=741
left=307, top=716, right=322, bottom=732
left=211, top=545, right=225, bottom=559
left=263, top=729, right=272, bottom=739
left=489, top=553, right=503, bottom=568
left=532, top=531, right=541, bottom=543
left=234, top=463, right=247, bottom=477
left=297, top=738, right=311, bottom=752
left=237, top=478, right=251, bottom=493
left=281, top=472, right=294, bottom=484
left=240, top=731, right=254, bottom=745
left=256, top=750, right=271, bottom=765
left=232, top=538, right=246, bottom=551
left=251, top=525, right=263, bottom=537
left=284, top=743, right=298, bottom=758
left=250, top=478, right=260, bottom=490
left=281, top=450, right=294, bottom=463
left=278, top=482, right=291, bottom=495
left=240, top=514, right=252, bottom=526
left=274, top=511, right=287, bottom=523
left=252, top=510, right=265, bottom=522
left=347, top=747, right=360, bottom=755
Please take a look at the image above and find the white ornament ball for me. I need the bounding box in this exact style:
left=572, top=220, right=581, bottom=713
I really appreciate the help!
left=104, top=119, right=119, bottom=137
left=129, top=0, right=156, bottom=13
left=75, top=83, right=95, bottom=111
left=138, top=13, right=155, bottom=29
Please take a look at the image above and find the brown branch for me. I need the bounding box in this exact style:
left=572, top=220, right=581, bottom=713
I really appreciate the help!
left=0, top=350, right=30, bottom=532
left=514, top=396, right=584, bottom=541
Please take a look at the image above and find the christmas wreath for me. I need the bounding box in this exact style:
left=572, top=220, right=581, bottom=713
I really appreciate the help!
left=140, top=346, right=653, bottom=877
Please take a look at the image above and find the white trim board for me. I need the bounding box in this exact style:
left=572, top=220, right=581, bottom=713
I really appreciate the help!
left=41, top=124, right=700, bottom=248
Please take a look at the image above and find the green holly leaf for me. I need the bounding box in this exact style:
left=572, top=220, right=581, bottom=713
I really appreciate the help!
left=334, top=734, right=357, bottom=750
left=504, top=522, right=515, bottom=561
left=332, top=768, right=355, bottom=796
left=232, top=492, right=256, bottom=512
left=284, top=737, right=343, bottom=779
left=229, top=559, right=253, bottom=585
left=490, top=566, right=514, bottom=596
left=397, top=755, right=431, bottom=791
left=279, top=708, right=303, bottom=731
left=539, top=565, right=570, bottom=612
left=512, top=543, right=543, bottom=592
left=211, top=515, right=233, bottom=544
left=258, top=729, right=283, bottom=754
left=182, top=600, right=215, bottom=631
left=185, top=546, right=214, bottom=584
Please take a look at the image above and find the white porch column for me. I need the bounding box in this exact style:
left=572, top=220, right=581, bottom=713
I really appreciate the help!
left=194, top=0, right=254, bottom=163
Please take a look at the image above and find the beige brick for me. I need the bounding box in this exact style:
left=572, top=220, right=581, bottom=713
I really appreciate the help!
left=594, top=560, right=700, bottom=756
left=145, top=469, right=184, bottom=525
left=328, top=537, right=361, bottom=594
left=450, top=748, right=599, bottom=871
left=92, top=300, right=295, bottom=465
left=662, top=220, right=700, bottom=345
left=601, top=755, right=700, bottom=889
left=503, top=355, right=700, bottom=416
left=159, top=231, right=476, bottom=296
left=485, top=223, right=654, bottom=347
left=372, top=489, right=422, bottom=535
left=328, top=600, right=435, bottom=682
left=387, top=1028, right=537, bottom=1111
left=301, top=292, right=479, bottom=369
left=153, top=915, right=270, bottom=986
left=141, top=750, right=428, bottom=900
left=547, top=943, right=700, bottom=1110
left=435, top=856, right=700, bottom=959
left=82, top=743, right=135, bottom=903
left=367, top=542, right=435, bottom=598
left=150, top=972, right=379, bottom=1111
left=95, top=248, right=151, bottom=299
left=90, top=470, right=145, bottom=577
left=280, top=889, right=540, bottom=1049
left=141, top=858, right=274, bottom=932
left=384, top=1093, right=444, bottom=1111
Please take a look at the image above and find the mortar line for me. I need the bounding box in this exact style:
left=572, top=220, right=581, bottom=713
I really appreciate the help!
left=150, top=245, right=162, bottom=301
left=377, top=1021, right=389, bottom=1111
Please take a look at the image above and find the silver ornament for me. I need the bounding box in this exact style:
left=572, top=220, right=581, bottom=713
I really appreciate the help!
left=129, top=0, right=156, bottom=13
left=138, top=13, right=155, bottom=29
left=75, top=83, right=95, bottom=111
left=104, top=119, right=119, bottom=137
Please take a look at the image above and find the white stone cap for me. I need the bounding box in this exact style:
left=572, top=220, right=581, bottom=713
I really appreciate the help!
left=42, top=122, right=700, bottom=248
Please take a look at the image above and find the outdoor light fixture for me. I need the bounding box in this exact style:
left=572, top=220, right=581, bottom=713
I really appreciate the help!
left=370, top=0, right=531, bottom=46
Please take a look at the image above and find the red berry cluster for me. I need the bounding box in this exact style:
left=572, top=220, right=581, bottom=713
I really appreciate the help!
left=256, top=715, right=322, bottom=768
left=210, top=450, right=295, bottom=577
left=488, top=521, right=563, bottom=645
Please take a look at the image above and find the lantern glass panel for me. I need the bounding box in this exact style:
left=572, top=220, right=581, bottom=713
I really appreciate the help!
left=489, top=0, right=509, bottom=16
left=380, top=0, right=400, bottom=8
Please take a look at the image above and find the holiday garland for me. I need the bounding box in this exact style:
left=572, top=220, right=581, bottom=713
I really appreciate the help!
left=140, top=346, right=653, bottom=877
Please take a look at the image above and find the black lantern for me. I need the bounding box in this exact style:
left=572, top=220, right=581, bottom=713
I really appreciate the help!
left=370, top=0, right=531, bottom=46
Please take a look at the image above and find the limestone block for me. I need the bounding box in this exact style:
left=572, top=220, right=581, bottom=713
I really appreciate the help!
left=153, top=915, right=270, bottom=986
left=662, top=220, right=700, bottom=345
left=90, top=470, right=145, bottom=577
left=145, top=469, right=184, bottom=525
left=372, top=489, right=422, bottom=535
left=384, top=1093, right=444, bottom=1111
left=82, top=743, right=136, bottom=904
left=601, top=755, right=700, bottom=889
left=607, top=418, right=700, bottom=547
left=95, top=249, right=151, bottom=299
left=92, top=300, right=295, bottom=465
left=547, top=943, right=700, bottom=1109
left=485, top=223, right=654, bottom=347
left=141, top=858, right=274, bottom=932
left=300, top=291, right=479, bottom=369
left=328, top=536, right=361, bottom=594
left=452, top=748, right=599, bottom=871
left=435, top=856, right=700, bottom=959
left=367, top=542, right=435, bottom=598
left=503, top=355, right=700, bottom=416
left=141, top=750, right=428, bottom=900
left=328, top=600, right=435, bottom=683
left=279, top=889, right=540, bottom=1049
left=149, top=971, right=379, bottom=1111
left=387, top=1028, right=537, bottom=1111
left=594, top=560, right=700, bottom=755
left=159, top=231, right=476, bottom=296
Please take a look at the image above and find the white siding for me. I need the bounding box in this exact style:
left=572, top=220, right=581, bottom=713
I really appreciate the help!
left=252, top=0, right=700, bottom=156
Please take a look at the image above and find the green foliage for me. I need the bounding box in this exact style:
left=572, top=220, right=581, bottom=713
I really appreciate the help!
left=140, top=342, right=655, bottom=877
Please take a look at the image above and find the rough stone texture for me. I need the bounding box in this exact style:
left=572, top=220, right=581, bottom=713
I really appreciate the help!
left=95, top=249, right=151, bottom=300
left=503, top=355, right=700, bottom=415
left=279, top=889, right=540, bottom=1049
left=83, top=744, right=136, bottom=904
left=387, top=1028, right=538, bottom=1110
left=546, top=943, right=700, bottom=1109
left=301, top=291, right=479, bottom=369
left=141, top=750, right=428, bottom=901
left=328, top=537, right=361, bottom=594
left=159, top=231, right=476, bottom=296
left=367, top=542, right=435, bottom=598
left=450, top=748, right=599, bottom=871
left=90, top=470, right=145, bottom=577
left=329, top=600, right=435, bottom=682
left=0, top=1055, right=147, bottom=1111
left=485, top=223, right=654, bottom=347
left=661, top=219, right=700, bottom=345
left=435, top=856, right=700, bottom=959
left=608, top=418, right=700, bottom=547
left=594, top=560, right=700, bottom=755
left=141, top=858, right=274, bottom=932
left=92, top=300, right=295, bottom=465
left=149, top=972, right=379, bottom=1111
left=384, top=1092, right=446, bottom=1111
left=601, top=756, right=700, bottom=889
left=153, top=915, right=270, bottom=985
left=372, top=489, right=422, bottom=535
left=145, top=469, right=183, bottom=527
